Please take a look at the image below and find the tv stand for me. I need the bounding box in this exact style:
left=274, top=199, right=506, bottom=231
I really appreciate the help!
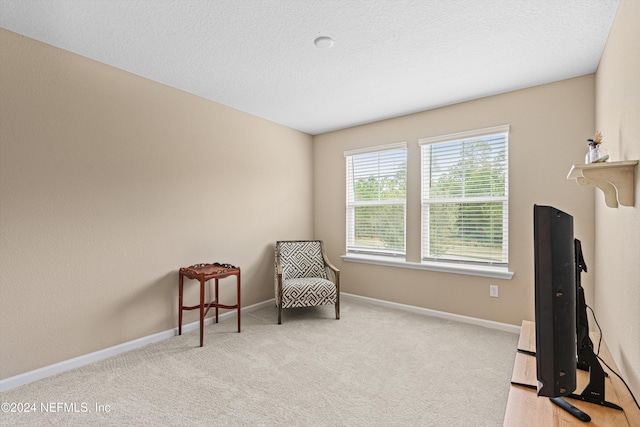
left=504, top=321, right=638, bottom=426
left=570, top=343, right=623, bottom=411
left=513, top=345, right=623, bottom=420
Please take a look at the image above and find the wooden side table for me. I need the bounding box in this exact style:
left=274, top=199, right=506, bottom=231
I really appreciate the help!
left=178, top=263, right=241, bottom=347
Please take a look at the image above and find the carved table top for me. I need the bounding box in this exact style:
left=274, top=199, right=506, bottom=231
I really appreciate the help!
left=179, top=263, right=240, bottom=280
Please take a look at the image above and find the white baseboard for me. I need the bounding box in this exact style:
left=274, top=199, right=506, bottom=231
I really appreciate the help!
left=0, top=299, right=275, bottom=392
left=341, top=292, right=521, bottom=334
left=1, top=295, right=518, bottom=391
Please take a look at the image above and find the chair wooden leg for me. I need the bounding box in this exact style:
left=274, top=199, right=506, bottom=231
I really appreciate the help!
left=278, top=306, right=282, bottom=324
left=335, top=299, right=340, bottom=320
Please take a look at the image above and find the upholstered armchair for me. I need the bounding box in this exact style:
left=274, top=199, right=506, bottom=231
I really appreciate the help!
left=274, top=240, right=340, bottom=324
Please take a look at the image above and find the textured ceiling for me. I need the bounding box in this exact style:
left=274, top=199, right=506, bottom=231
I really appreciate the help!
left=0, top=0, right=620, bottom=135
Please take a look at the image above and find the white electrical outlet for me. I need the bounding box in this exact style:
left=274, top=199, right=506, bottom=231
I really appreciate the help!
left=490, top=284, right=499, bottom=298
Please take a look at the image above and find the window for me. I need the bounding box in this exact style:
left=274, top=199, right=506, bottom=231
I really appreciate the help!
left=345, top=142, right=407, bottom=257
left=420, top=125, right=509, bottom=266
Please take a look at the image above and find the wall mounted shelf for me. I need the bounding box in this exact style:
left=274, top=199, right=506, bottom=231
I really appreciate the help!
left=567, top=160, right=638, bottom=208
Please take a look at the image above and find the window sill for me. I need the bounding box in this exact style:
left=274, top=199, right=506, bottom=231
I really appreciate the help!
left=341, top=254, right=514, bottom=280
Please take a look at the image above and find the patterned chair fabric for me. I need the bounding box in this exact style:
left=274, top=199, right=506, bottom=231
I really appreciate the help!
left=275, top=240, right=340, bottom=324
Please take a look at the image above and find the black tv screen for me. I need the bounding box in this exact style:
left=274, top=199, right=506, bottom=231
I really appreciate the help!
left=533, top=204, right=577, bottom=397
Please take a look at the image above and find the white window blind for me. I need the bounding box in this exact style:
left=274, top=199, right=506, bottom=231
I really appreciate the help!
left=420, top=126, right=509, bottom=266
left=345, top=143, right=407, bottom=257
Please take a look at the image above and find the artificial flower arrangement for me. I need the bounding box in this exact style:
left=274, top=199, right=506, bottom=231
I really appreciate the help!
left=586, top=131, right=608, bottom=163
left=587, top=131, right=603, bottom=146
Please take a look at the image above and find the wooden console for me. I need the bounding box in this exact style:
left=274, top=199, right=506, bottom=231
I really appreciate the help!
left=504, top=321, right=639, bottom=426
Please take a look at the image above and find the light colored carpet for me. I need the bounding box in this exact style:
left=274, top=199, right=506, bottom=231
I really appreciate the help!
left=0, top=299, right=518, bottom=426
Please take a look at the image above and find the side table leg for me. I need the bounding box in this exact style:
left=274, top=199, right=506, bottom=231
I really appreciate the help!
left=199, top=279, right=205, bottom=347
left=237, top=271, right=241, bottom=333
left=215, top=278, right=219, bottom=324
left=178, top=274, right=183, bottom=335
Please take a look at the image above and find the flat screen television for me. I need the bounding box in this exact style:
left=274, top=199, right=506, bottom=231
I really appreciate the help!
left=534, top=205, right=577, bottom=398
left=532, top=205, right=622, bottom=421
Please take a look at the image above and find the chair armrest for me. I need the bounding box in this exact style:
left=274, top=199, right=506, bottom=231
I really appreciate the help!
left=275, top=262, right=284, bottom=288
left=275, top=260, right=284, bottom=304
left=325, top=260, right=339, bottom=275
left=322, top=253, right=339, bottom=273
left=322, top=254, right=340, bottom=285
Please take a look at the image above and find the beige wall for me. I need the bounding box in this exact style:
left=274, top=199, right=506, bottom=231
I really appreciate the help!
left=594, top=0, right=640, bottom=398
left=314, top=75, right=596, bottom=326
left=0, top=29, right=313, bottom=379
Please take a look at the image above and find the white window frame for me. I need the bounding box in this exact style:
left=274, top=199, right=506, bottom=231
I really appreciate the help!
left=419, top=125, right=510, bottom=269
left=344, top=142, right=407, bottom=258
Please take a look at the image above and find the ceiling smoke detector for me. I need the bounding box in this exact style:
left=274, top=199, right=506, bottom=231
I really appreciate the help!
left=314, top=36, right=334, bottom=49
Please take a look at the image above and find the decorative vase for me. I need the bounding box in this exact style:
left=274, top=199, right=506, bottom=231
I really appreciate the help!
left=585, top=143, right=609, bottom=163
left=586, top=142, right=600, bottom=164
